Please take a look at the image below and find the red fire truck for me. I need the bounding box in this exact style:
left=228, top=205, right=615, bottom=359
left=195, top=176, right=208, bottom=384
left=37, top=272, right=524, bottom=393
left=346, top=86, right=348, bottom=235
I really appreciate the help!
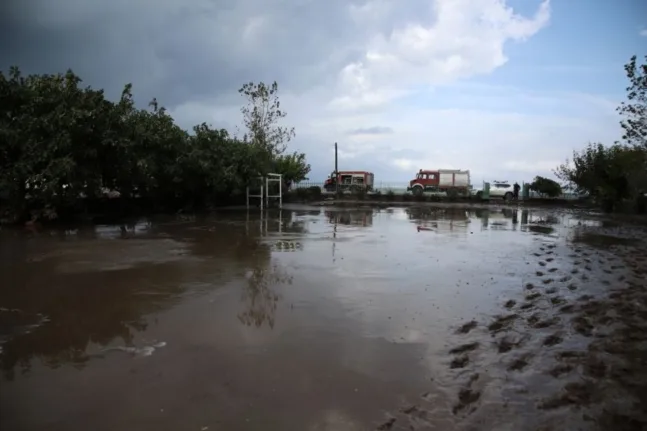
left=407, top=169, right=471, bottom=195
left=324, top=171, right=375, bottom=192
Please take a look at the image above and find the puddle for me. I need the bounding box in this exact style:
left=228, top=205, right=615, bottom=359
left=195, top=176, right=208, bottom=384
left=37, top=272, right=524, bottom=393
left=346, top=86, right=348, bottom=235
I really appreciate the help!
left=1, top=207, right=647, bottom=430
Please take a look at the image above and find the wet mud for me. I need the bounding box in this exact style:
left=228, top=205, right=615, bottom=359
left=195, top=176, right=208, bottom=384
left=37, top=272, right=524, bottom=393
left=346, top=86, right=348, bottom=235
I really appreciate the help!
left=1, top=207, right=647, bottom=430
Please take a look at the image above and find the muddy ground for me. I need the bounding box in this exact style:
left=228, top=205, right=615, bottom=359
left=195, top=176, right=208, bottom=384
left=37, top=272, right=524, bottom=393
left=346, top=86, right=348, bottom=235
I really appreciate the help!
left=1, top=207, right=646, bottom=430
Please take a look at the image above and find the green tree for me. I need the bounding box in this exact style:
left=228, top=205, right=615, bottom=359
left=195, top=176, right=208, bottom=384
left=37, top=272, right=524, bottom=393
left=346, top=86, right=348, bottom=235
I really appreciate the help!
left=238, top=81, right=295, bottom=162
left=617, top=55, right=647, bottom=148
left=528, top=176, right=562, bottom=198
left=555, top=143, right=646, bottom=211
left=0, top=67, right=310, bottom=221
left=274, top=152, right=311, bottom=189
left=0, top=68, right=112, bottom=213
left=554, top=55, right=647, bottom=213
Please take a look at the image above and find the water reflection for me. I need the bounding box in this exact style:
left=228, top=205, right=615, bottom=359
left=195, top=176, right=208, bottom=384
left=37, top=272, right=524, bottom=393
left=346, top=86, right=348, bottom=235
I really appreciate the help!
left=433, top=208, right=564, bottom=234
left=406, top=207, right=471, bottom=234
left=325, top=210, right=373, bottom=227
left=520, top=210, right=562, bottom=236
left=0, top=262, right=185, bottom=379
left=237, top=263, right=293, bottom=329
left=0, top=214, right=298, bottom=378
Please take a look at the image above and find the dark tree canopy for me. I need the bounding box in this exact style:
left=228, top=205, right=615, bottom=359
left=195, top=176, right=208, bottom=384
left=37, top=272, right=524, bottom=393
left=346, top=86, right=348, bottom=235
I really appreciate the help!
left=528, top=176, right=561, bottom=198
left=0, top=68, right=310, bottom=221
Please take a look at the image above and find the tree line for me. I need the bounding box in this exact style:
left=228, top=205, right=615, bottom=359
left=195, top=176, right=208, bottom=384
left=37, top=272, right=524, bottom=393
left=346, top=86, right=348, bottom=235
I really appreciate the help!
left=1, top=55, right=645, bottom=221
left=0, top=69, right=311, bottom=222
left=555, top=55, right=647, bottom=213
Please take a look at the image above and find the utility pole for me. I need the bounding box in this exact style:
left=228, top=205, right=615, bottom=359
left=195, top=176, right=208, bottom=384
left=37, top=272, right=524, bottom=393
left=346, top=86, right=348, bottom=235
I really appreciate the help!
left=334, top=142, right=339, bottom=194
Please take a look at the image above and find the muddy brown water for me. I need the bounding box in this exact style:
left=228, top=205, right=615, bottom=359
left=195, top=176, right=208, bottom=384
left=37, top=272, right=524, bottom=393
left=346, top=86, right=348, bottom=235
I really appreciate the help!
left=1, top=206, right=647, bottom=431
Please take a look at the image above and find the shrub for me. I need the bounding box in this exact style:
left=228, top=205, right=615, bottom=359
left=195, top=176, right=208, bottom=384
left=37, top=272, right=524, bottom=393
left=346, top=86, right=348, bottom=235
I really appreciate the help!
left=295, top=188, right=309, bottom=200
left=307, top=186, right=322, bottom=200
left=529, top=176, right=562, bottom=198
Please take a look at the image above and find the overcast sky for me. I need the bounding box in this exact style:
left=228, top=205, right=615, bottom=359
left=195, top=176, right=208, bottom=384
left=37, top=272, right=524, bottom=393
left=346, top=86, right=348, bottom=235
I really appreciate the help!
left=1, top=0, right=646, bottom=186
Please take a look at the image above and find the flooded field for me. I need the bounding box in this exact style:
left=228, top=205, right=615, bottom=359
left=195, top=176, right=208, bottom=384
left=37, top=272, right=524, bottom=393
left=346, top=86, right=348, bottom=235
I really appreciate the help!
left=1, top=206, right=647, bottom=431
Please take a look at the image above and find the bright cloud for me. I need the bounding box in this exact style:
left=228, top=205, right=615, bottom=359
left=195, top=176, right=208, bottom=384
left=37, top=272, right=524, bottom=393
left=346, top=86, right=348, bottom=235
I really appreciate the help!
left=332, top=0, right=551, bottom=110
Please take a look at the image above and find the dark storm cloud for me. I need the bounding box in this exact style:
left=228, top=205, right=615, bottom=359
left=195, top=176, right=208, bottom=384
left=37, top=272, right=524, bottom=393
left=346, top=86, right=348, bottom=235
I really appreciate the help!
left=347, top=126, right=394, bottom=135
left=0, top=0, right=377, bottom=107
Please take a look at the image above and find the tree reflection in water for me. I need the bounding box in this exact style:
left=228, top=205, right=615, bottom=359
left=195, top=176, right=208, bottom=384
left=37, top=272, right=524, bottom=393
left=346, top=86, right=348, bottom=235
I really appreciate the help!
left=237, top=263, right=293, bottom=329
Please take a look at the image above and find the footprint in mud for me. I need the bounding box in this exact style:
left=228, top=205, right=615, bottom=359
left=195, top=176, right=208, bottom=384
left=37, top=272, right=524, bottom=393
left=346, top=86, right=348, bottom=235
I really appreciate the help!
left=548, top=268, right=558, bottom=273
left=520, top=302, right=535, bottom=310
left=539, top=380, right=597, bottom=410
left=376, top=417, right=396, bottom=430
left=572, top=316, right=594, bottom=336
left=450, top=355, right=470, bottom=369
left=528, top=313, right=559, bottom=329
left=495, top=335, right=526, bottom=353
left=559, top=275, right=572, bottom=283
left=550, top=296, right=566, bottom=306
left=584, top=264, right=593, bottom=271
left=536, top=271, right=544, bottom=276
left=456, top=320, right=478, bottom=334
left=545, top=286, right=558, bottom=294
left=546, top=257, right=555, bottom=262
left=548, top=363, right=575, bottom=378
left=504, top=300, right=516, bottom=309
left=538, top=261, right=547, bottom=267
left=525, top=283, right=536, bottom=290
left=452, top=388, right=481, bottom=414
left=567, top=283, right=578, bottom=291
left=507, top=353, right=532, bottom=371
left=449, top=342, right=479, bottom=355
left=581, top=274, right=590, bottom=281
left=542, top=278, right=554, bottom=285
left=533, top=252, right=542, bottom=257
left=571, top=268, right=579, bottom=274
left=583, top=356, right=607, bottom=378
left=559, top=304, right=576, bottom=313
left=398, top=404, right=430, bottom=423
left=487, top=314, right=518, bottom=333
left=526, top=292, right=542, bottom=301
left=543, top=332, right=563, bottom=347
